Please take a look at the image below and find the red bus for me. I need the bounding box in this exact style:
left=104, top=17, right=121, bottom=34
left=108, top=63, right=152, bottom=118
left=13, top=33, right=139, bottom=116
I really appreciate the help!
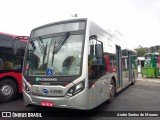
left=0, top=32, right=28, bottom=102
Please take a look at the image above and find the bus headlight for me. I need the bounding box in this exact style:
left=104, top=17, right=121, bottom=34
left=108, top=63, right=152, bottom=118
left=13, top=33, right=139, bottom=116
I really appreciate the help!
left=66, top=81, right=85, bottom=96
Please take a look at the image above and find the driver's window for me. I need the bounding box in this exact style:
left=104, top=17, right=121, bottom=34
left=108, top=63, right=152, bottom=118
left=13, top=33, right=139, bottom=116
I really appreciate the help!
left=88, top=37, right=105, bottom=80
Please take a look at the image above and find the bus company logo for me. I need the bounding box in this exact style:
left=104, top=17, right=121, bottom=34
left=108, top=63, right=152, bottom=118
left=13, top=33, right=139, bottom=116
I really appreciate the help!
left=36, top=77, right=41, bottom=81
left=42, top=88, right=49, bottom=94
left=36, top=77, right=57, bottom=82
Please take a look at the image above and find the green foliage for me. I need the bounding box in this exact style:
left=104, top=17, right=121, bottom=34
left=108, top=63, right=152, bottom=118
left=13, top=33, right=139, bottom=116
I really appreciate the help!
left=150, top=45, right=160, bottom=53
left=134, top=45, right=160, bottom=57
left=122, top=49, right=128, bottom=56
left=134, top=47, right=146, bottom=57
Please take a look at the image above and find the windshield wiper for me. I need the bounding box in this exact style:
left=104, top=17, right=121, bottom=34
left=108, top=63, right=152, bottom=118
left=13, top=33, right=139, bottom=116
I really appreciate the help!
left=37, top=37, right=46, bottom=54
left=42, top=43, right=48, bottom=69
left=53, top=32, right=70, bottom=54
left=51, top=32, right=70, bottom=66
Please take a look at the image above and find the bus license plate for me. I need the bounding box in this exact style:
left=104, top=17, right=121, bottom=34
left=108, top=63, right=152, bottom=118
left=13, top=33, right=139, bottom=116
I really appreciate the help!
left=41, top=101, right=54, bottom=107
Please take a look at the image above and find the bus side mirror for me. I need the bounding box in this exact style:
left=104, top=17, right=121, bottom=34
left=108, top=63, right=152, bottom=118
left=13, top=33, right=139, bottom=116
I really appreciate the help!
left=95, top=44, right=103, bottom=59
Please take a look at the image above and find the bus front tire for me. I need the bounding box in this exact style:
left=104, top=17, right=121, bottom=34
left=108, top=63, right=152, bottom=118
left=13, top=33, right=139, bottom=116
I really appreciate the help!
left=108, top=79, right=115, bottom=103
left=0, top=79, right=17, bottom=102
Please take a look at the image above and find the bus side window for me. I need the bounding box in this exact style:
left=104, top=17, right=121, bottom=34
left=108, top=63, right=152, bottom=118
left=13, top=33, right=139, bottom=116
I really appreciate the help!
left=0, top=58, right=4, bottom=70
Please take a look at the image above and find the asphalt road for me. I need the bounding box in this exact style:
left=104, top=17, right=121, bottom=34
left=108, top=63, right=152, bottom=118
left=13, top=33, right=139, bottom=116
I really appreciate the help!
left=0, top=75, right=160, bottom=120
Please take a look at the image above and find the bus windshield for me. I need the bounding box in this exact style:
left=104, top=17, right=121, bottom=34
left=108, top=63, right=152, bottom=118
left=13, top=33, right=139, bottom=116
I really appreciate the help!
left=25, top=33, right=84, bottom=76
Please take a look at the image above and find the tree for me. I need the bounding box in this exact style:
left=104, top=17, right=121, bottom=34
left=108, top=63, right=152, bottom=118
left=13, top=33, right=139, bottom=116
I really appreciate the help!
left=134, top=47, right=146, bottom=57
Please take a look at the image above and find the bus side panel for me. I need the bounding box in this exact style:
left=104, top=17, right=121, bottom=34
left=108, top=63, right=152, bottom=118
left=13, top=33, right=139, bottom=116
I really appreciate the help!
left=91, top=75, right=110, bottom=108
left=122, top=71, right=129, bottom=88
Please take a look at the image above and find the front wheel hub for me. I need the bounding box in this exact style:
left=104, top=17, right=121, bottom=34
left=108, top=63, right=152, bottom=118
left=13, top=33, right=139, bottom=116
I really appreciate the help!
left=1, top=84, right=12, bottom=96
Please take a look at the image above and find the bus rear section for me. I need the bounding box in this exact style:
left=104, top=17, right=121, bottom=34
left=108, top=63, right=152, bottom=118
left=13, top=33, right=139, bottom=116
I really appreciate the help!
left=22, top=18, right=137, bottom=110
left=0, top=33, right=28, bottom=102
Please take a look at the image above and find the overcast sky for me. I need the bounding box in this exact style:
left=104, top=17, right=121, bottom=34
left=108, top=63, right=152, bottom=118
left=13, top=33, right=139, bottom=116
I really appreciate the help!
left=1, top=0, right=160, bottom=49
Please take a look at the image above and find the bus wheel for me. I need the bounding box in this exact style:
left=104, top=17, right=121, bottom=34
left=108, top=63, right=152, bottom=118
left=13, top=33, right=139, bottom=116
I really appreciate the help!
left=108, top=79, right=115, bottom=103
left=0, top=79, right=17, bottom=102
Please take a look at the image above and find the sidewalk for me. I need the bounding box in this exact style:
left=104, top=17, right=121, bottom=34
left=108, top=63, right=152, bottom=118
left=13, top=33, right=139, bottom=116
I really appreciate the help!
left=137, top=74, right=160, bottom=83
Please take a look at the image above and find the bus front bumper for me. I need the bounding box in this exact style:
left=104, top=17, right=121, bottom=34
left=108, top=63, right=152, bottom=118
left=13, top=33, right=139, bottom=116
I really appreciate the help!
left=23, top=90, right=90, bottom=110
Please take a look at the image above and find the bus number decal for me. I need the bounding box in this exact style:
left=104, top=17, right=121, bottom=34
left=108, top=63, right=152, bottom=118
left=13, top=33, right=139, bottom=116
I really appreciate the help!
left=50, top=89, right=63, bottom=94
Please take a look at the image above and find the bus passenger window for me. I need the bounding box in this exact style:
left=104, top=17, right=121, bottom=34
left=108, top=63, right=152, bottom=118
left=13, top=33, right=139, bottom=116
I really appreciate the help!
left=0, top=58, right=4, bottom=70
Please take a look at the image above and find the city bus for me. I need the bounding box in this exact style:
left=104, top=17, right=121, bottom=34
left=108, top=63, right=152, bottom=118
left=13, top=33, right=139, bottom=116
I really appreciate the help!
left=22, top=18, right=137, bottom=109
left=0, top=32, right=28, bottom=102
left=144, top=52, right=159, bottom=67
